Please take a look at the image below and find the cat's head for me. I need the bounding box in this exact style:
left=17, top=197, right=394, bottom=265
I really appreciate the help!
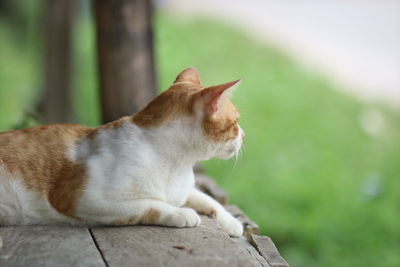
left=132, top=67, right=244, bottom=160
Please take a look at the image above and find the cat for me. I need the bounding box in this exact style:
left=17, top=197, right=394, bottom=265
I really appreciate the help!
left=0, top=67, right=244, bottom=237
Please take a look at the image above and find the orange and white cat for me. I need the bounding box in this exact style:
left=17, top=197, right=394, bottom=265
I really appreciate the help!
left=0, top=68, right=244, bottom=236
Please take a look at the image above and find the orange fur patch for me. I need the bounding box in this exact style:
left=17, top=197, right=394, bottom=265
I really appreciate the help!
left=174, top=67, right=201, bottom=84
left=139, top=208, right=161, bottom=224
left=87, top=116, right=128, bottom=139
left=202, top=102, right=240, bottom=142
left=112, top=216, right=137, bottom=225
left=111, top=208, right=161, bottom=226
left=0, top=124, right=93, bottom=218
left=132, top=83, right=205, bottom=128
left=196, top=80, right=241, bottom=142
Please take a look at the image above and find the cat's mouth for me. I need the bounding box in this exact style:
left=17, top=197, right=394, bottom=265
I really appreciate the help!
left=228, top=148, right=237, bottom=156
left=219, top=143, right=241, bottom=160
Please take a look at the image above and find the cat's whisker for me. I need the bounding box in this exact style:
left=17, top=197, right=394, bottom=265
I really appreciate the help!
left=233, top=152, right=239, bottom=169
left=233, top=143, right=244, bottom=168
left=238, top=144, right=244, bottom=162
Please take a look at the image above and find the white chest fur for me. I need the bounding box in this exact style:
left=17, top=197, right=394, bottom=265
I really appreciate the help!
left=164, top=168, right=194, bottom=207
left=73, top=121, right=198, bottom=211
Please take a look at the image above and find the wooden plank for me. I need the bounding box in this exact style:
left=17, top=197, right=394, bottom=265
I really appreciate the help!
left=195, top=174, right=227, bottom=205
left=91, top=216, right=257, bottom=267
left=249, top=235, right=289, bottom=267
left=233, top=236, right=271, bottom=267
left=0, top=225, right=105, bottom=267
left=225, top=205, right=260, bottom=238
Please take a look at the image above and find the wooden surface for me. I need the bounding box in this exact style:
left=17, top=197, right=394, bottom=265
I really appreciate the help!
left=91, top=216, right=256, bottom=267
left=0, top=225, right=104, bottom=267
left=234, top=237, right=271, bottom=267
left=250, top=235, right=289, bottom=267
left=0, top=175, right=288, bottom=267
left=95, top=0, right=157, bottom=123
left=0, top=217, right=287, bottom=267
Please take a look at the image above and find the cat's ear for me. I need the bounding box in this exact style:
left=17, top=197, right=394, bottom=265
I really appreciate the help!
left=197, top=79, right=241, bottom=114
left=174, top=67, right=201, bottom=84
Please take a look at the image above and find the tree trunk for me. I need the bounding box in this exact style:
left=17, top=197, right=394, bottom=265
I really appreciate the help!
left=42, top=0, right=75, bottom=124
left=94, top=0, right=157, bottom=123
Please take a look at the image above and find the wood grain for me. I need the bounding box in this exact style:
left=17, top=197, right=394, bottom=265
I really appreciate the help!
left=0, top=225, right=105, bottom=267
left=234, top=236, right=271, bottom=267
left=91, top=216, right=257, bottom=267
left=250, top=235, right=289, bottom=267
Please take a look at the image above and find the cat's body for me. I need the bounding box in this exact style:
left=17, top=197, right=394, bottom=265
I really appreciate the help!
left=0, top=68, right=244, bottom=236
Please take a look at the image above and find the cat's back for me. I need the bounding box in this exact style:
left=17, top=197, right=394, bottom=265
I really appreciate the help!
left=0, top=123, right=92, bottom=161
left=0, top=124, right=93, bottom=186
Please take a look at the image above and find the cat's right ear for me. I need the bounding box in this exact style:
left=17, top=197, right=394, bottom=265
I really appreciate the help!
left=195, top=79, right=241, bottom=115
left=174, top=67, right=201, bottom=84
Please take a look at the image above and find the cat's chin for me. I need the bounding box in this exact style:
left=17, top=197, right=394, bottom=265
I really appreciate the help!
left=217, top=150, right=238, bottom=160
left=217, top=142, right=241, bottom=160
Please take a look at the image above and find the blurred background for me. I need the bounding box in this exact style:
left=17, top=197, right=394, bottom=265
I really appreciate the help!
left=0, top=0, right=399, bottom=266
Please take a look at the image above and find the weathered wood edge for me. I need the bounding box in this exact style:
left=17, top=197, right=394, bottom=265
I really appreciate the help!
left=233, top=236, right=271, bottom=267
left=194, top=168, right=288, bottom=267
left=249, top=234, right=289, bottom=267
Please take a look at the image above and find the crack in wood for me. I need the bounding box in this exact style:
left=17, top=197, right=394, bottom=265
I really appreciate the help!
left=234, top=236, right=271, bottom=267
left=244, top=246, right=270, bottom=267
left=89, top=228, right=110, bottom=267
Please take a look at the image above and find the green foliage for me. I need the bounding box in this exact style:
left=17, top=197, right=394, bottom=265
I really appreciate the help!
left=0, top=8, right=399, bottom=267
left=155, top=14, right=400, bottom=267
left=0, top=18, right=39, bottom=130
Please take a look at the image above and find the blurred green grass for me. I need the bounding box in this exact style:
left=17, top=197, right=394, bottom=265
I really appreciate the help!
left=1, top=9, right=400, bottom=267
left=155, top=15, right=400, bottom=267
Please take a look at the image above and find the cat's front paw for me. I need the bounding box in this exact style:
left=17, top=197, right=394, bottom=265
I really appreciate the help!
left=163, top=207, right=201, bottom=228
left=218, top=213, right=243, bottom=237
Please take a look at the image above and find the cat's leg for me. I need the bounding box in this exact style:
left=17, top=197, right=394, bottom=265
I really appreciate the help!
left=185, top=188, right=243, bottom=237
left=78, top=199, right=201, bottom=228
